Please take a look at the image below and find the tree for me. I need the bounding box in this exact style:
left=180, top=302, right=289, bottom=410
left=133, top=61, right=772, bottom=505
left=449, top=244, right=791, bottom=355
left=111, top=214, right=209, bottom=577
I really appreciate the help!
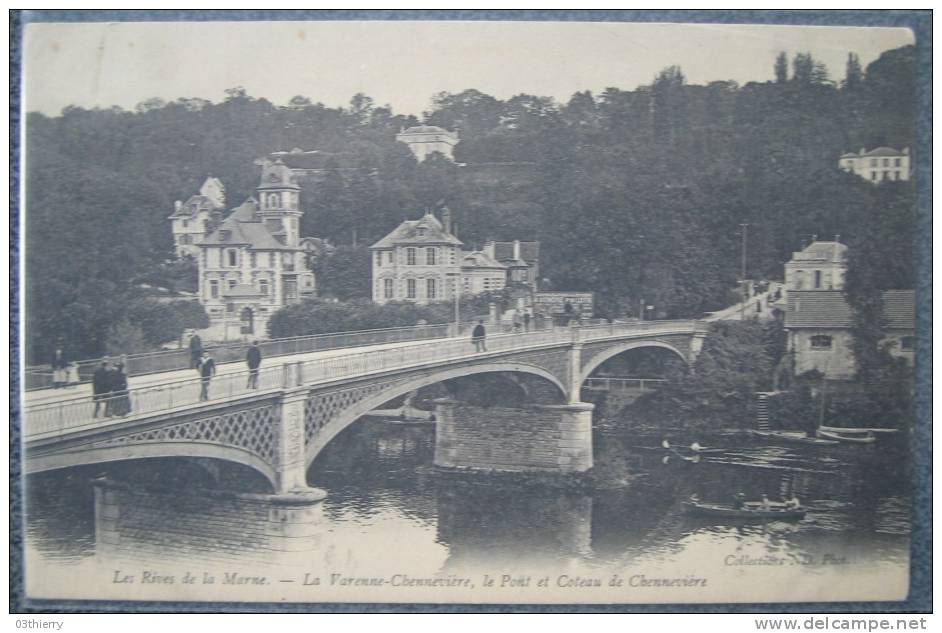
left=843, top=52, right=863, bottom=91
left=774, top=52, right=789, bottom=84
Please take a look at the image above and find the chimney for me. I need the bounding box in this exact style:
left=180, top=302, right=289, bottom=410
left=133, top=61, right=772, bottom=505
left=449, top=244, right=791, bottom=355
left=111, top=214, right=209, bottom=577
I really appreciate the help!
left=859, top=147, right=866, bottom=155
left=453, top=222, right=458, bottom=238
left=513, top=239, right=521, bottom=260
left=483, top=241, right=495, bottom=258
left=442, top=207, right=452, bottom=235
left=174, top=200, right=182, bottom=212
left=834, top=234, right=841, bottom=243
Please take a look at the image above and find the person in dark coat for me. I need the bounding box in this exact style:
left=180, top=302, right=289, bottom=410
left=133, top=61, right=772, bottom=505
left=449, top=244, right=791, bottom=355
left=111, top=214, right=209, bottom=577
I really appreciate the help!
left=471, top=320, right=487, bottom=352
left=198, top=351, right=216, bottom=401
left=110, top=360, right=132, bottom=416
left=189, top=333, right=203, bottom=370
left=246, top=341, right=262, bottom=389
left=92, top=359, right=113, bottom=418
left=51, top=348, right=69, bottom=388
left=523, top=310, right=532, bottom=332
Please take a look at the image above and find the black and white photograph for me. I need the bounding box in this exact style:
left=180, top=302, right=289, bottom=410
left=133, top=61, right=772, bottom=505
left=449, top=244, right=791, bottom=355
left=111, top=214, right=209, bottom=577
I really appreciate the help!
left=13, top=12, right=929, bottom=610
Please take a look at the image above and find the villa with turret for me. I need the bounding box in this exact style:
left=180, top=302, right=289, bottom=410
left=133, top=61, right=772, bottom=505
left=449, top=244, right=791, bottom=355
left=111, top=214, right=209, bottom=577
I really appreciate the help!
left=171, top=160, right=318, bottom=337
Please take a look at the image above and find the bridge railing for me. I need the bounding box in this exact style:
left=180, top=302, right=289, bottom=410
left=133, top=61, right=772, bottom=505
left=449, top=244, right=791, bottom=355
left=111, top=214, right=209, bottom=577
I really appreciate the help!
left=24, top=365, right=288, bottom=437
left=583, top=377, right=667, bottom=391
left=23, top=320, right=703, bottom=438
left=23, top=323, right=452, bottom=391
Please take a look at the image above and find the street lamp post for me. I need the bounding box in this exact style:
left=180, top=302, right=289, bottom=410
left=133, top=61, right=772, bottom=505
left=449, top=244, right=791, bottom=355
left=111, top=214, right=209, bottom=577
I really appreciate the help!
left=739, top=223, right=749, bottom=321
left=447, top=272, right=461, bottom=337
left=637, top=234, right=646, bottom=320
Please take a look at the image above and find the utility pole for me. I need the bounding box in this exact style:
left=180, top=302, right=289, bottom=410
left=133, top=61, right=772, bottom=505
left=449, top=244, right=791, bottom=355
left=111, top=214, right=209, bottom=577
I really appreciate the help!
left=739, top=223, right=749, bottom=321
left=637, top=234, right=646, bottom=320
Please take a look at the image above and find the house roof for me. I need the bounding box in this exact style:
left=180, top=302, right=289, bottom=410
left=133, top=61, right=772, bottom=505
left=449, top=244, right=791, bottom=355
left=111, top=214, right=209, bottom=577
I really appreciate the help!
left=370, top=213, right=463, bottom=248
left=257, top=159, right=300, bottom=191
left=461, top=250, right=506, bottom=270
left=785, top=290, right=914, bottom=329
left=863, top=147, right=906, bottom=157
left=789, top=241, right=847, bottom=264
left=198, top=198, right=296, bottom=251
left=399, top=125, right=453, bottom=135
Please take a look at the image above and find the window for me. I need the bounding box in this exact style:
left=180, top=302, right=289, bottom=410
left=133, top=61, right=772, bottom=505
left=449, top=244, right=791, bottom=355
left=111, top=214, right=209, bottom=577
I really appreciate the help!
left=269, top=253, right=276, bottom=268
left=895, top=171, right=901, bottom=180
left=220, top=230, right=231, bottom=242
left=182, top=219, right=189, bottom=228
left=417, top=227, right=427, bottom=237
left=871, top=171, right=877, bottom=181
left=427, top=278, right=437, bottom=299
left=209, top=280, right=219, bottom=299
left=179, top=235, right=191, bottom=245
left=227, top=249, right=238, bottom=267
left=407, top=248, right=417, bottom=265
left=268, top=193, right=279, bottom=209
left=386, top=252, right=393, bottom=264
left=384, top=278, right=394, bottom=299
left=259, top=279, right=269, bottom=295
left=407, top=279, right=416, bottom=299
left=426, top=247, right=436, bottom=265
left=521, top=270, right=529, bottom=281
left=901, top=336, right=914, bottom=351
left=376, top=251, right=383, bottom=267
left=870, top=158, right=878, bottom=167
left=810, top=335, right=833, bottom=350
left=228, top=278, right=237, bottom=290
left=895, top=158, right=902, bottom=167
left=882, top=158, right=889, bottom=167
left=814, top=270, right=822, bottom=289
left=250, top=252, right=257, bottom=268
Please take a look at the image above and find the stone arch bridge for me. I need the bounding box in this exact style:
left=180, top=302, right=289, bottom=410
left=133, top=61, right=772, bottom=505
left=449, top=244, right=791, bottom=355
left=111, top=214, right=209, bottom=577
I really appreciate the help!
left=24, top=321, right=708, bottom=496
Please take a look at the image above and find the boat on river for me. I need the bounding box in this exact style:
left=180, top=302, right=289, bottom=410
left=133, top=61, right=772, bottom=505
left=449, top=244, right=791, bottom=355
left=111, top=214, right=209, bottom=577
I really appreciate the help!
left=818, top=425, right=898, bottom=435
left=682, top=501, right=807, bottom=521
left=750, top=429, right=838, bottom=446
left=816, top=428, right=876, bottom=444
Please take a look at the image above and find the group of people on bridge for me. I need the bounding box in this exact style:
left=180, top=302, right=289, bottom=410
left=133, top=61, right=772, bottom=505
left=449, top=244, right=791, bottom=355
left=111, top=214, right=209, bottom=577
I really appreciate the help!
left=91, top=358, right=132, bottom=418
left=188, top=333, right=263, bottom=401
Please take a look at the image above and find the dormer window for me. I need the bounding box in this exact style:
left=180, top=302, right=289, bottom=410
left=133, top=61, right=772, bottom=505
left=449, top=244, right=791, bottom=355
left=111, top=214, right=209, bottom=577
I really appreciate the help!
left=220, top=230, right=231, bottom=242
left=417, top=227, right=427, bottom=237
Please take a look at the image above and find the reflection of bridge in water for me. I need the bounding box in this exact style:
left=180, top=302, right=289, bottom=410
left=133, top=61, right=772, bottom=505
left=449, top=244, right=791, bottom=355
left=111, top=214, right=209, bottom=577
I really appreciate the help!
left=24, top=320, right=708, bottom=499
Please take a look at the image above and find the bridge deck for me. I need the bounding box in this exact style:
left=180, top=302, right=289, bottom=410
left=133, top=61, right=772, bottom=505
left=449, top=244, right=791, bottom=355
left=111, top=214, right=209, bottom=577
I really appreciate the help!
left=22, top=321, right=706, bottom=441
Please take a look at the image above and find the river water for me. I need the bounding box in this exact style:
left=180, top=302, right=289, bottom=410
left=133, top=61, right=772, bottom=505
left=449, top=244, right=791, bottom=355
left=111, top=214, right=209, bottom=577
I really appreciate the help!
left=23, top=417, right=911, bottom=604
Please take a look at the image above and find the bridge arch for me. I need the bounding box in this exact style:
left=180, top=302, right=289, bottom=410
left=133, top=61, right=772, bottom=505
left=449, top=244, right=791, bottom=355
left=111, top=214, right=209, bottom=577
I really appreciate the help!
left=580, top=340, right=687, bottom=386
left=305, top=363, right=568, bottom=467
left=27, top=443, right=278, bottom=492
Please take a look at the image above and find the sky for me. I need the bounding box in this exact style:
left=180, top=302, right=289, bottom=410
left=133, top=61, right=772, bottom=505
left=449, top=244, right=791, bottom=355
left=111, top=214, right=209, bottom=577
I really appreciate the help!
left=23, top=20, right=915, bottom=117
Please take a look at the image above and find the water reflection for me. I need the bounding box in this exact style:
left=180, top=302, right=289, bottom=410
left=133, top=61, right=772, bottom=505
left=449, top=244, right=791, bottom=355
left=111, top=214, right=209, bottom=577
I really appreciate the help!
left=24, top=417, right=911, bottom=599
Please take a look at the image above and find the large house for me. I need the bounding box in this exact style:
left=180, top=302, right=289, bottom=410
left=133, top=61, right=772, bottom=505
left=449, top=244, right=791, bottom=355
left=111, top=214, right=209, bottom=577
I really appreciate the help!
left=395, top=125, right=459, bottom=162
left=369, top=209, right=539, bottom=306
left=838, top=147, right=911, bottom=184
left=785, top=290, right=914, bottom=380
left=193, top=160, right=317, bottom=336
left=781, top=240, right=914, bottom=379
left=168, top=177, right=226, bottom=258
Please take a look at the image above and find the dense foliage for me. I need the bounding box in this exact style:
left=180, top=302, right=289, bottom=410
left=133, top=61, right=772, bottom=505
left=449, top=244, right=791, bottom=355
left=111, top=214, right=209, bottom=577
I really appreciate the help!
left=24, top=48, right=915, bottom=363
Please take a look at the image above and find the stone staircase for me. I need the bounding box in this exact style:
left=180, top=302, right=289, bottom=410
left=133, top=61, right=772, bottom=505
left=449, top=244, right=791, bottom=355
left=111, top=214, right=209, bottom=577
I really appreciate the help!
left=755, top=392, right=771, bottom=430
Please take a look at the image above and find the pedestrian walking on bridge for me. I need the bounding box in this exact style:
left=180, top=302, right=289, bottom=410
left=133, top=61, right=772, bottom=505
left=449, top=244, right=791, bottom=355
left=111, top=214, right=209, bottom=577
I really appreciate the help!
left=92, top=359, right=113, bottom=418
left=471, top=320, right=487, bottom=352
left=189, top=332, right=203, bottom=371
left=246, top=340, right=262, bottom=389
left=198, top=351, right=216, bottom=401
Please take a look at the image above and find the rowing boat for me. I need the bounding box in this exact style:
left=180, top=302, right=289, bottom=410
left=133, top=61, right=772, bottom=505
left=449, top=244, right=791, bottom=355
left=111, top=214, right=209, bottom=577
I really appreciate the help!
left=818, top=425, right=898, bottom=435
left=816, top=429, right=876, bottom=444
left=750, top=429, right=839, bottom=446
left=682, top=501, right=806, bottom=520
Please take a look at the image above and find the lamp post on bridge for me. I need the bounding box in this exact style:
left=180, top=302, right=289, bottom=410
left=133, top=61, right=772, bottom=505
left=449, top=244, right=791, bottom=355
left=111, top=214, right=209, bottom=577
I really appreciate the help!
left=446, top=271, right=461, bottom=337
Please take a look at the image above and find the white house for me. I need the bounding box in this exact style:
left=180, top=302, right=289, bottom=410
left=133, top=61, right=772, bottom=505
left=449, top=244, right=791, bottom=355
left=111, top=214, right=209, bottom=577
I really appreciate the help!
left=839, top=147, right=911, bottom=184
left=167, top=177, right=226, bottom=258
left=784, top=240, right=848, bottom=292
left=395, top=125, right=459, bottom=162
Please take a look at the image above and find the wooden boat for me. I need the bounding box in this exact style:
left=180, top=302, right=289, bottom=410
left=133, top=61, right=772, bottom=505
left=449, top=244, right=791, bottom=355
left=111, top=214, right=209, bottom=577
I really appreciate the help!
left=818, top=425, right=898, bottom=435
left=816, top=429, right=876, bottom=444
left=750, top=429, right=839, bottom=446
left=683, top=501, right=806, bottom=521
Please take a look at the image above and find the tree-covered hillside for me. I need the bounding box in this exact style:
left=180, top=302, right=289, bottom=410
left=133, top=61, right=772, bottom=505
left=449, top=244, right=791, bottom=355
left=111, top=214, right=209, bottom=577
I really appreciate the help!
left=23, top=48, right=915, bottom=362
